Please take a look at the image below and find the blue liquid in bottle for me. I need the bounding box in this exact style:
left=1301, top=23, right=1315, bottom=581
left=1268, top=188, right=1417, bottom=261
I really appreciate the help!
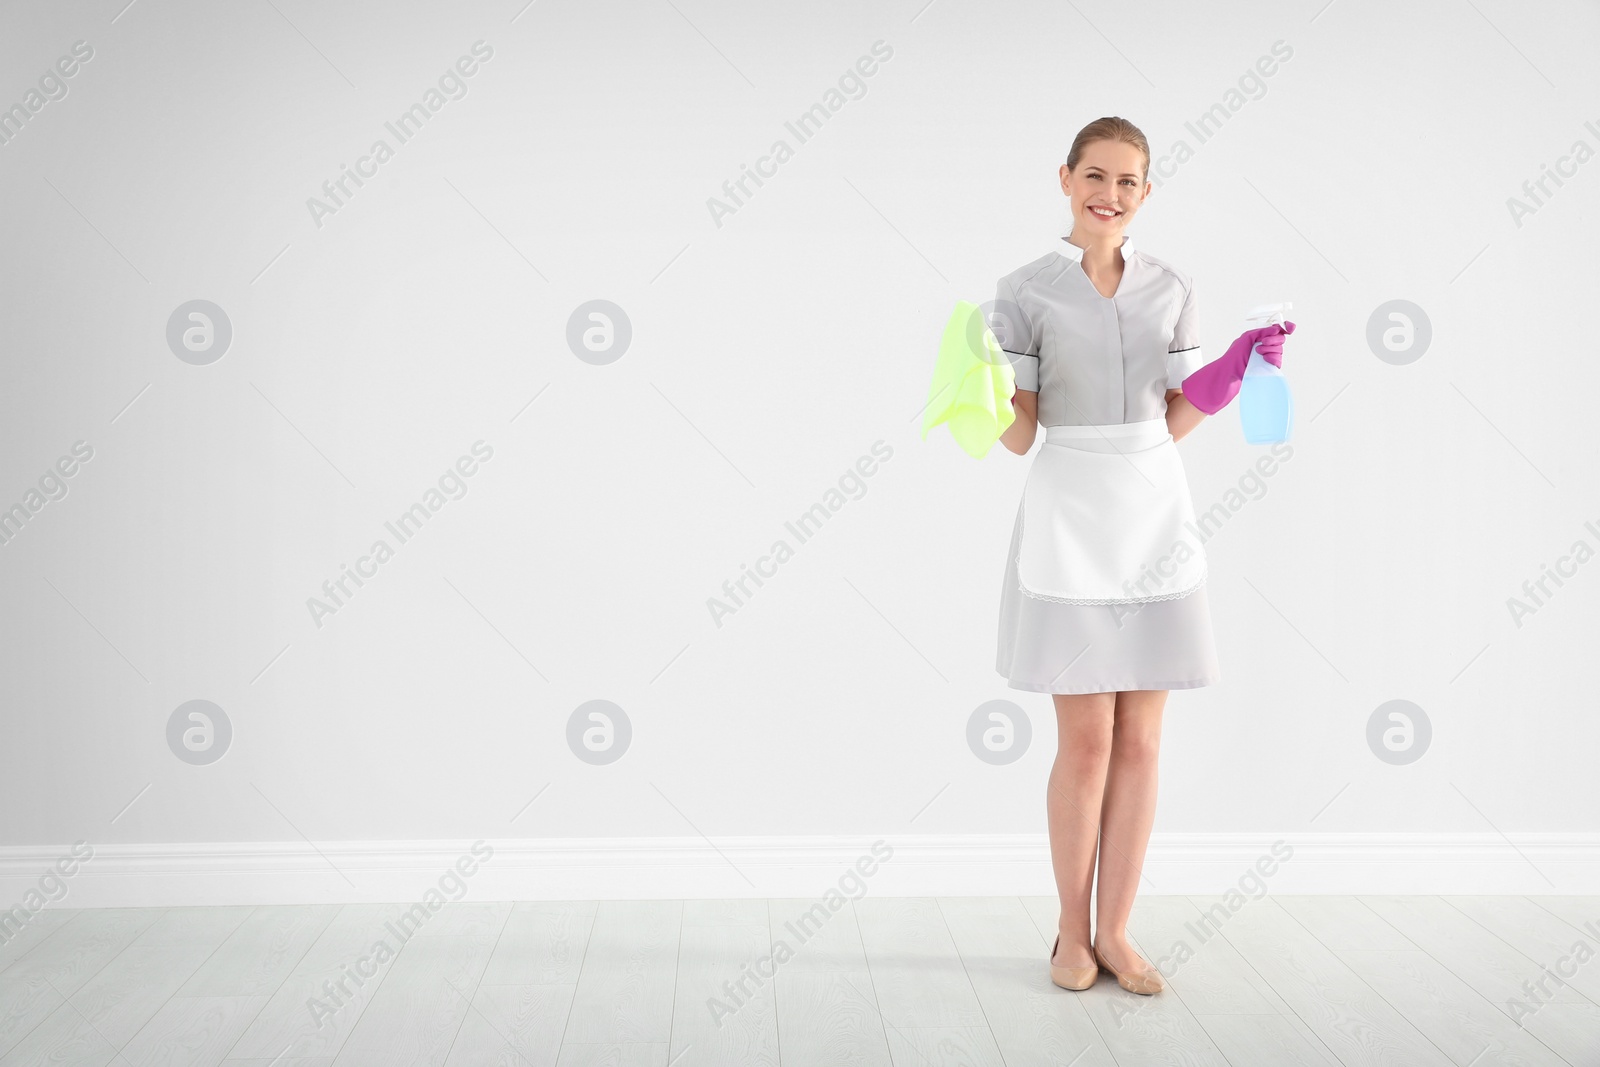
left=1239, top=351, right=1293, bottom=443
left=1238, top=302, right=1293, bottom=444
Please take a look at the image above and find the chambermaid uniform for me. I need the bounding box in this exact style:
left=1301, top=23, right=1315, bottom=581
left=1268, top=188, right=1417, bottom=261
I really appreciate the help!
left=995, top=233, right=1221, bottom=694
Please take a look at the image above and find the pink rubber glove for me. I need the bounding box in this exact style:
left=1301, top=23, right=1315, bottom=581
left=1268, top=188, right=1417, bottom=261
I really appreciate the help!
left=1180, top=321, right=1297, bottom=415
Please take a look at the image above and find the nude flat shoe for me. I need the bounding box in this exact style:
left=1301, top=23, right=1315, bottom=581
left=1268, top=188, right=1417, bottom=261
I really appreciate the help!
left=1049, top=934, right=1098, bottom=990
left=1093, top=941, right=1164, bottom=995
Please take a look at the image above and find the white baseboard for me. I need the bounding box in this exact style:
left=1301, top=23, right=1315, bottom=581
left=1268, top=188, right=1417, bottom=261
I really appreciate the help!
left=1, top=833, right=1597, bottom=910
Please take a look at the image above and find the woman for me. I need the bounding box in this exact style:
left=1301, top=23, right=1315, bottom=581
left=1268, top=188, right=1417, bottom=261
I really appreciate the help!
left=991, top=116, right=1293, bottom=995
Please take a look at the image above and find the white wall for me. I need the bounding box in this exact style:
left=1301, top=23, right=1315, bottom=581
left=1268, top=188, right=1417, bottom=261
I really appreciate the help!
left=1, top=0, right=1596, bottom=904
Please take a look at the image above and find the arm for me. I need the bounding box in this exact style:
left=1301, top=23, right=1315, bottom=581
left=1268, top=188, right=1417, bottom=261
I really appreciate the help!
left=1165, top=387, right=1205, bottom=442
left=991, top=275, right=1040, bottom=456
left=1001, top=388, right=1038, bottom=454
left=1165, top=278, right=1207, bottom=443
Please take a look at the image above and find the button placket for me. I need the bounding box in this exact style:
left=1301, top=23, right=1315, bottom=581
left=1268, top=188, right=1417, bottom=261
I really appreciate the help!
left=1105, top=298, right=1124, bottom=422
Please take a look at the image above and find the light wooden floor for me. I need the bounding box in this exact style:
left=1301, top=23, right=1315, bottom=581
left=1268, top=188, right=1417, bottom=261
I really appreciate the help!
left=0, top=894, right=1596, bottom=1065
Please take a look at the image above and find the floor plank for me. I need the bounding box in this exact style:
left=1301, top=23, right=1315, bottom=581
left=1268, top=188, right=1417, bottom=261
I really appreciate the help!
left=1332, top=949, right=1570, bottom=1067
left=0, top=1006, right=119, bottom=1067
left=176, top=906, right=340, bottom=998
left=886, top=1025, right=1009, bottom=1066
left=118, top=995, right=270, bottom=1067
left=0, top=910, right=82, bottom=974
left=0, top=909, right=166, bottom=999
left=478, top=901, right=595, bottom=986
left=1207, top=897, right=1457, bottom=1066
left=1274, top=895, right=1417, bottom=952
left=554, top=1042, right=666, bottom=1067
left=442, top=983, right=573, bottom=1067
left=1127, top=896, right=1298, bottom=1017
left=1193, top=1013, right=1341, bottom=1066
left=1071, top=966, right=1233, bottom=1067
left=1357, top=895, right=1594, bottom=1013
left=852, top=897, right=988, bottom=1029
left=1359, top=892, right=1600, bottom=1064
left=67, top=943, right=236, bottom=1047
left=1527, top=896, right=1600, bottom=943
left=561, top=900, right=680, bottom=1045
left=2, top=896, right=1592, bottom=1065
left=938, top=895, right=1118, bottom=1067
left=331, top=921, right=506, bottom=1066
left=666, top=921, right=779, bottom=1066
left=1443, top=895, right=1600, bottom=1005
left=767, top=897, right=892, bottom=1067
left=0, top=973, right=68, bottom=1061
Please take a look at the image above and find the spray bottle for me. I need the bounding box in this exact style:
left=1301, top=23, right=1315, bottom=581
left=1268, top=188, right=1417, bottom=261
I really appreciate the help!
left=1239, top=302, right=1293, bottom=444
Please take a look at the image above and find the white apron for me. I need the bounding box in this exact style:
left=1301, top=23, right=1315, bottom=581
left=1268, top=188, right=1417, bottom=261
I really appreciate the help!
left=1017, top=418, right=1206, bottom=605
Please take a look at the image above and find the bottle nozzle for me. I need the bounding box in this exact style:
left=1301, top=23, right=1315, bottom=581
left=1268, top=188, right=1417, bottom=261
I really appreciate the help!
left=1244, top=301, right=1292, bottom=327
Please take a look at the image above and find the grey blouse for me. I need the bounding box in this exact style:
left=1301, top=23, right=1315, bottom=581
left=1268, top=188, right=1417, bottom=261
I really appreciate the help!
left=993, top=234, right=1207, bottom=427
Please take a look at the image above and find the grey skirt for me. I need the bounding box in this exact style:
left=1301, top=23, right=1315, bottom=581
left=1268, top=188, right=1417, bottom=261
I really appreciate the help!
left=996, top=498, right=1221, bottom=695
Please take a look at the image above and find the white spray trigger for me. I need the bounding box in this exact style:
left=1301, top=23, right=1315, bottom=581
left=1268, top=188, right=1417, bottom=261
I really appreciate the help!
left=1244, top=301, right=1292, bottom=328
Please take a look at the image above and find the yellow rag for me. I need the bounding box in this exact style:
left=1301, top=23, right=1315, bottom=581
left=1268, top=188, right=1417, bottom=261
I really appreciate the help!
left=921, top=300, right=1016, bottom=458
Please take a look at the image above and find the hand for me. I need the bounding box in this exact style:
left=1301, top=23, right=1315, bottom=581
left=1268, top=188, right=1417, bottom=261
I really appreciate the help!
left=1248, top=320, right=1296, bottom=368
left=1181, top=320, right=1298, bottom=415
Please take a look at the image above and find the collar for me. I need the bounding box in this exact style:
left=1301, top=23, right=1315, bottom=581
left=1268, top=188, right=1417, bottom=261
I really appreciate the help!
left=1052, top=232, right=1133, bottom=262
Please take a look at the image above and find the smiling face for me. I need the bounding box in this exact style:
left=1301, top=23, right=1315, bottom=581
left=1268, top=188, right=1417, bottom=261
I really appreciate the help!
left=1059, top=139, right=1150, bottom=239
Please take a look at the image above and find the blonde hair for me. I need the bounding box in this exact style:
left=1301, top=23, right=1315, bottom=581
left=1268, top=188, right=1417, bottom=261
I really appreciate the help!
left=1065, top=116, right=1151, bottom=183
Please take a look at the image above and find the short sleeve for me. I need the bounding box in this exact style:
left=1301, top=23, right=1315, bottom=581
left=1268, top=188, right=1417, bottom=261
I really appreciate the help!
left=992, top=275, right=1040, bottom=392
left=1167, top=279, right=1205, bottom=389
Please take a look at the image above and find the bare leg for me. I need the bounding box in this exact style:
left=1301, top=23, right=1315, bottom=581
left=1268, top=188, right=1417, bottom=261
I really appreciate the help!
left=1047, top=691, right=1116, bottom=969
left=1092, top=688, right=1168, bottom=973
